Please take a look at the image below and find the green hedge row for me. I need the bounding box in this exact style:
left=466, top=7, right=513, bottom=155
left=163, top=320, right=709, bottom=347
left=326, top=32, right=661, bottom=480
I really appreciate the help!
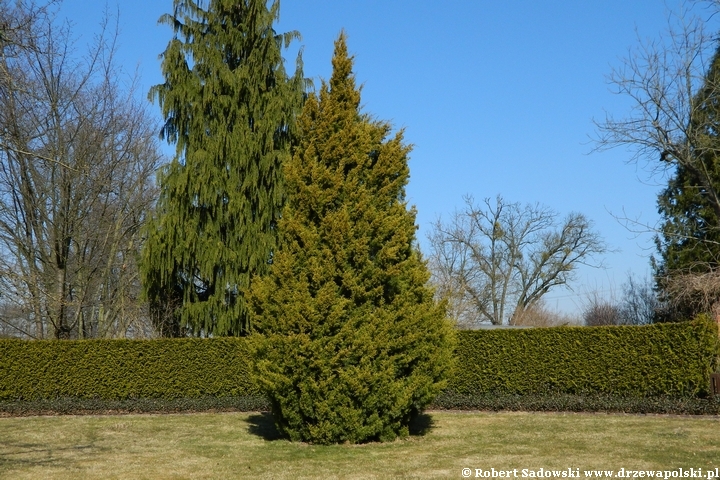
left=449, top=316, right=720, bottom=398
left=0, top=338, right=260, bottom=400
left=1, top=317, right=718, bottom=403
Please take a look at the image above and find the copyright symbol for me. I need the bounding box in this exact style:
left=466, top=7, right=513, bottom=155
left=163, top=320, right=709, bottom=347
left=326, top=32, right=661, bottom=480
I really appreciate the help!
left=462, top=468, right=472, bottom=478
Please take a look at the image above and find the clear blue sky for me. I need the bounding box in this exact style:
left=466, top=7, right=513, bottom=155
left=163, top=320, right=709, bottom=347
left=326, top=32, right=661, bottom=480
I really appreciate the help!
left=57, top=0, right=706, bottom=316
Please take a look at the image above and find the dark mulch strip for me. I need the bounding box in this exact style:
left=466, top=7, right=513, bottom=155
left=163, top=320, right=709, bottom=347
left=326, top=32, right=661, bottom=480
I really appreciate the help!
left=3, top=392, right=720, bottom=417
left=429, top=391, right=720, bottom=416
left=0, top=396, right=271, bottom=417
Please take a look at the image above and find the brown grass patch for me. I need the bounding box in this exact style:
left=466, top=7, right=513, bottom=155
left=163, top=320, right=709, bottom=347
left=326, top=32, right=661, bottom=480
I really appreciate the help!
left=0, top=411, right=718, bottom=479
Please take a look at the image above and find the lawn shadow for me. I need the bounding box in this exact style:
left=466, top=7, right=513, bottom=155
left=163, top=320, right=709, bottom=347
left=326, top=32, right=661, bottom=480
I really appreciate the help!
left=0, top=441, right=98, bottom=472
left=246, top=412, right=284, bottom=441
left=246, top=410, right=436, bottom=441
left=409, top=411, right=434, bottom=436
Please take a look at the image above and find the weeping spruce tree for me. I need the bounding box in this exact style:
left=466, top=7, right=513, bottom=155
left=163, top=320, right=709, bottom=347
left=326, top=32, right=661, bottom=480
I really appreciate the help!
left=141, top=0, right=304, bottom=336
left=249, top=34, right=454, bottom=444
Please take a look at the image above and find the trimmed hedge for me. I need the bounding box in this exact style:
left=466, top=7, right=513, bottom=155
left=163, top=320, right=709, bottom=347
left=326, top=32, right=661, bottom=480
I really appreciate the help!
left=449, top=316, right=720, bottom=398
left=0, top=338, right=259, bottom=400
left=1, top=318, right=718, bottom=413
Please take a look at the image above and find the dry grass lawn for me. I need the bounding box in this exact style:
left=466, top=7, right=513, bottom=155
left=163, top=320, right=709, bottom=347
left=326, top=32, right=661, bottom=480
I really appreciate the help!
left=0, top=410, right=718, bottom=479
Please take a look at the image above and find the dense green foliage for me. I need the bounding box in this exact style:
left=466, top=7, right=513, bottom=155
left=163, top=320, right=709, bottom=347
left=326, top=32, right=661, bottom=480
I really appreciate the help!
left=1, top=319, right=717, bottom=417
left=0, top=338, right=258, bottom=400
left=449, top=316, right=720, bottom=398
left=654, top=46, right=720, bottom=318
left=141, top=0, right=305, bottom=336
left=656, top=166, right=720, bottom=275
left=248, top=34, right=455, bottom=444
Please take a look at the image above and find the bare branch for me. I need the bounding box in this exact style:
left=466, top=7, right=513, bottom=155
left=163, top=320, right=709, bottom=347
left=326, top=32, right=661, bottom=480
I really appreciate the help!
left=428, top=196, right=607, bottom=326
left=0, top=1, right=163, bottom=339
left=594, top=1, right=720, bottom=219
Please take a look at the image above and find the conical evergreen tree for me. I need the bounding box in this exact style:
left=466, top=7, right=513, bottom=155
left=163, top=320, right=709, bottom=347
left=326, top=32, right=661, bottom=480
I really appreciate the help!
left=655, top=44, right=720, bottom=318
left=249, top=34, right=454, bottom=444
left=656, top=166, right=720, bottom=274
left=141, top=0, right=304, bottom=336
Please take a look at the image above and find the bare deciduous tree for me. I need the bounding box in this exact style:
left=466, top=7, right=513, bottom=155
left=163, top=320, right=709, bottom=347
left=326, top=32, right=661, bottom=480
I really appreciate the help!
left=582, top=273, right=662, bottom=326
left=594, top=2, right=720, bottom=215
left=511, top=300, right=580, bottom=327
left=583, top=301, right=624, bottom=327
left=657, top=268, right=720, bottom=319
left=0, top=2, right=162, bottom=339
left=0, top=0, right=56, bottom=54
left=594, top=1, right=720, bottom=320
left=619, top=273, right=661, bottom=324
left=428, top=195, right=607, bottom=326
